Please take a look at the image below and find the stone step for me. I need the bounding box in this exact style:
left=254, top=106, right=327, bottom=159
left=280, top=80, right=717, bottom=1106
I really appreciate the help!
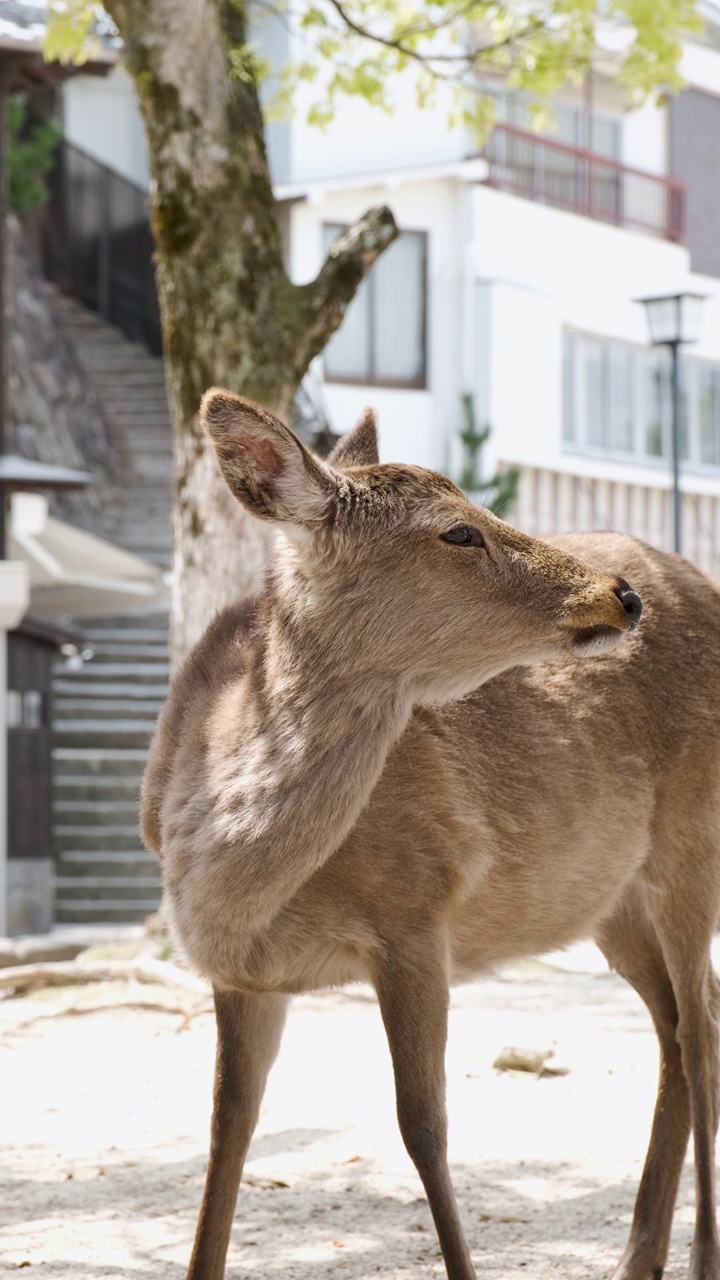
left=54, top=799, right=141, bottom=823
left=55, top=900, right=160, bottom=923
left=55, top=680, right=168, bottom=700
left=104, top=429, right=170, bottom=444
left=58, top=850, right=158, bottom=873
left=54, top=747, right=149, bottom=770
left=92, top=366, right=165, bottom=379
left=51, top=292, right=172, bottom=926
left=82, top=369, right=166, bottom=389
left=54, top=776, right=142, bottom=801
left=55, top=876, right=162, bottom=901
left=55, top=700, right=163, bottom=721
left=78, top=628, right=169, bottom=644
left=60, top=326, right=129, bottom=346
left=99, top=385, right=168, bottom=400
left=103, top=405, right=170, bottom=420
left=83, top=613, right=169, bottom=632
left=54, top=825, right=143, bottom=852
left=87, top=642, right=168, bottom=660
left=55, top=723, right=155, bottom=750
left=116, top=457, right=172, bottom=477
left=63, top=662, right=170, bottom=681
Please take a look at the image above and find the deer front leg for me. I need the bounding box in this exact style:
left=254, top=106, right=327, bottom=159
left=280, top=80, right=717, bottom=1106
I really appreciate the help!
left=187, top=987, right=288, bottom=1280
left=373, top=938, right=476, bottom=1280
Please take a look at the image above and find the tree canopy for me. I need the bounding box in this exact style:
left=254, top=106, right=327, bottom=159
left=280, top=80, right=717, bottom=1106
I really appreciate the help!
left=46, top=0, right=702, bottom=137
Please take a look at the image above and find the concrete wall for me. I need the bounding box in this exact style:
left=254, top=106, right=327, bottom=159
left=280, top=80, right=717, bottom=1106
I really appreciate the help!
left=62, top=68, right=149, bottom=190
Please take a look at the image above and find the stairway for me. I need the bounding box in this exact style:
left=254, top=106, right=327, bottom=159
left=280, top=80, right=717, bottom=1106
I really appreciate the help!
left=49, top=294, right=173, bottom=923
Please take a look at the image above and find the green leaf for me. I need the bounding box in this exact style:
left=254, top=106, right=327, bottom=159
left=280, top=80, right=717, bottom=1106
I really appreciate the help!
left=43, top=0, right=101, bottom=65
left=8, top=96, right=62, bottom=215
left=263, top=0, right=701, bottom=136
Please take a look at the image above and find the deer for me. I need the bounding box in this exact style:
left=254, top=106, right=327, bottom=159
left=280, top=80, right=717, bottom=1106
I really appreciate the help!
left=141, top=389, right=720, bottom=1280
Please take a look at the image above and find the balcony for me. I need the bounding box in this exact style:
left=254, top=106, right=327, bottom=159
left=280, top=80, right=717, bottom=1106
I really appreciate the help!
left=481, top=122, right=685, bottom=243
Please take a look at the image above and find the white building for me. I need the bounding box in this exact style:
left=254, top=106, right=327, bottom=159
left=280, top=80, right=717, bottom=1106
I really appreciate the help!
left=61, top=5, right=720, bottom=570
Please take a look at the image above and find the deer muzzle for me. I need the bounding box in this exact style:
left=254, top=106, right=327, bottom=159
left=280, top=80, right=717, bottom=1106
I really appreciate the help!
left=565, top=576, right=643, bottom=655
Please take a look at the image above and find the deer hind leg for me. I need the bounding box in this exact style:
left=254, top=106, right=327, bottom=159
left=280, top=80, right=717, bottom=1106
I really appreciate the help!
left=186, top=988, right=288, bottom=1280
left=645, top=877, right=720, bottom=1280
left=595, top=888, right=691, bottom=1280
left=373, top=938, right=476, bottom=1280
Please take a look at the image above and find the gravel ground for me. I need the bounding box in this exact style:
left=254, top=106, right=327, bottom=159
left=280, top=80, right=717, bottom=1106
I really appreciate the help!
left=0, top=944, right=699, bottom=1280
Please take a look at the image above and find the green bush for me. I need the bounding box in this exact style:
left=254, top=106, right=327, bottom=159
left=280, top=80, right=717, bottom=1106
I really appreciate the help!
left=9, top=96, right=62, bottom=215
left=457, top=393, right=520, bottom=518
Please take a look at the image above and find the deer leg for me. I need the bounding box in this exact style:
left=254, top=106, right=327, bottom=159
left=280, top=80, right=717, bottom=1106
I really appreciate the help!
left=647, top=897, right=720, bottom=1280
left=373, top=940, right=476, bottom=1280
left=186, top=987, right=288, bottom=1280
left=595, top=891, right=690, bottom=1280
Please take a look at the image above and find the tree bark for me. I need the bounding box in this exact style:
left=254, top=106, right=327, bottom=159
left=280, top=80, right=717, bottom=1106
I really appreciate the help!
left=104, top=0, right=397, bottom=664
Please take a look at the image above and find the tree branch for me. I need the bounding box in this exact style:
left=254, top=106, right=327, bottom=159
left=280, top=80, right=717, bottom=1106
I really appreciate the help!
left=324, top=0, right=541, bottom=71
left=293, top=205, right=398, bottom=374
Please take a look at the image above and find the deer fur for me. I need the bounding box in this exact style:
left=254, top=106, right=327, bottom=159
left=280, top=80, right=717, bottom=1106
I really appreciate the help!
left=142, top=392, right=720, bottom=1280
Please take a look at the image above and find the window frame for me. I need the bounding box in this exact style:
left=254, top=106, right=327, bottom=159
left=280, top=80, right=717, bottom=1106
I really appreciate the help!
left=322, top=224, right=429, bottom=391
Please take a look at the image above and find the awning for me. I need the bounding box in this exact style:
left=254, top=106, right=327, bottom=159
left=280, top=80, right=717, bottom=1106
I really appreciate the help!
left=9, top=492, right=170, bottom=618
left=0, top=454, right=92, bottom=490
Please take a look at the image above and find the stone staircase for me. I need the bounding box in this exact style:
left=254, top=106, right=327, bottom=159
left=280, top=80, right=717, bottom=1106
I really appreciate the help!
left=49, top=294, right=173, bottom=923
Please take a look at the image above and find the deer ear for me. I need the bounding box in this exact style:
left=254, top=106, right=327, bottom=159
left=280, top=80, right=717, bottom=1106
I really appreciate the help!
left=200, top=389, right=336, bottom=525
left=328, top=407, right=379, bottom=469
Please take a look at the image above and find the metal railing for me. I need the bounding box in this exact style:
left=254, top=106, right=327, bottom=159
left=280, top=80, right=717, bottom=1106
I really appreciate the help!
left=38, top=141, right=162, bottom=355
left=481, top=123, right=685, bottom=243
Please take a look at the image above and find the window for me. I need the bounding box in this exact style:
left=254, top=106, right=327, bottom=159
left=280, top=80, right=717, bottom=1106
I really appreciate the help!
left=500, top=92, right=621, bottom=160
left=7, top=689, right=44, bottom=730
left=699, top=366, right=720, bottom=466
left=322, top=225, right=427, bottom=388
left=562, top=330, right=720, bottom=471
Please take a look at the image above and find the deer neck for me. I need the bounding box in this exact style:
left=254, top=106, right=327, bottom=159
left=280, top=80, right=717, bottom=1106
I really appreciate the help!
left=197, top=563, right=413, bottom=941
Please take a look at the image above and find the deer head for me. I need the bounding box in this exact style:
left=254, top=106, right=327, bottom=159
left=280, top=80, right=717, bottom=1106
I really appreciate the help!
left=201, top=391, right=641, bottom=704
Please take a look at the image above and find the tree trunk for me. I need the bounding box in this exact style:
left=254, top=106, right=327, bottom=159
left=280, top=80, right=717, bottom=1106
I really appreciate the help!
left=105, top=0, right=396, bottom=665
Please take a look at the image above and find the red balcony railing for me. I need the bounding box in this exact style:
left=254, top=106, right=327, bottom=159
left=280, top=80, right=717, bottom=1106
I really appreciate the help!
left=481, top=122, right=685, bottom=243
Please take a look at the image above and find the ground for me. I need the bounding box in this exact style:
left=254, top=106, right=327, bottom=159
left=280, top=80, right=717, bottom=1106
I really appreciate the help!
left=0, top=943, right=699, bottom=1279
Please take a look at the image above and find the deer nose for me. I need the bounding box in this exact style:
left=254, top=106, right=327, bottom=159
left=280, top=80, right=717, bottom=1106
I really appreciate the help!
left=614, top=579, right=643, bottom=629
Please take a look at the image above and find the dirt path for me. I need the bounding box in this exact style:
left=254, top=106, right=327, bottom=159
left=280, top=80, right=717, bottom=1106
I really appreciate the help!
left=0, top=948, right=696, bottom=1279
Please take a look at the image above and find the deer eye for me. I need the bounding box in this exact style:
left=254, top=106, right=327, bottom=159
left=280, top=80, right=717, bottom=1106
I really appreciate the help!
left=441, top=525, right=485, bottom=548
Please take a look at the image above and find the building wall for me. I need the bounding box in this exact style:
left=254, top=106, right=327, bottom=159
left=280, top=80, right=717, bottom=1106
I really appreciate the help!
left=288, top=172, right=720, bottom=532
left=669, top=88, right=720, bottom=278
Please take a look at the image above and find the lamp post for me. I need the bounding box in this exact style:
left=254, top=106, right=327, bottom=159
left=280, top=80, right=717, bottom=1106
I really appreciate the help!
left=637, top=292, right=705, bottom=556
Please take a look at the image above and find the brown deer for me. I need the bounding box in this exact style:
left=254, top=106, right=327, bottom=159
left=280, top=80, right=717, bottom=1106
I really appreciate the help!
left=142, top=389, right=720, bottom=1280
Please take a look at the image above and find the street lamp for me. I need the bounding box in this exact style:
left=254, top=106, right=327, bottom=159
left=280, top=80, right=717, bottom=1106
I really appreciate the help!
left=637, top=292, right=706, bottom=555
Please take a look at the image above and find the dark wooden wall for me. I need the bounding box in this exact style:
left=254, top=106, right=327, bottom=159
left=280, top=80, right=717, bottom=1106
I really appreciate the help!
left=7, top=630, right=54, bottom=861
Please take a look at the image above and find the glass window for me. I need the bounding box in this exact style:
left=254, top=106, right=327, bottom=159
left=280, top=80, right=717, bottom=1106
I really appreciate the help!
left=584, top=339, right=607, bottom=449
left=562, top=333, right=576, bottom=443
left=374, top=234, right=426, bottom=382
left=7, top=691, right=22, bottom=730
left=608, top=345, right=635, bottom=452
left=6, top=689, right=44, bottom=730
left=639, top=349, right=667, bottom=457
left=23, top=690, right=43, bottom=729
left=588, top=116, right=620, bottom=160
left=323, top=274, right=371, bottom=382
left=323, top=224, right=427, bottom=387
left=699, top=366, right=720, bottom=466
left=563, top=329, right=720, bottom=471
left=678, top=361, right=690, bottom=462
left=555, top=104, right=580, bottom=148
